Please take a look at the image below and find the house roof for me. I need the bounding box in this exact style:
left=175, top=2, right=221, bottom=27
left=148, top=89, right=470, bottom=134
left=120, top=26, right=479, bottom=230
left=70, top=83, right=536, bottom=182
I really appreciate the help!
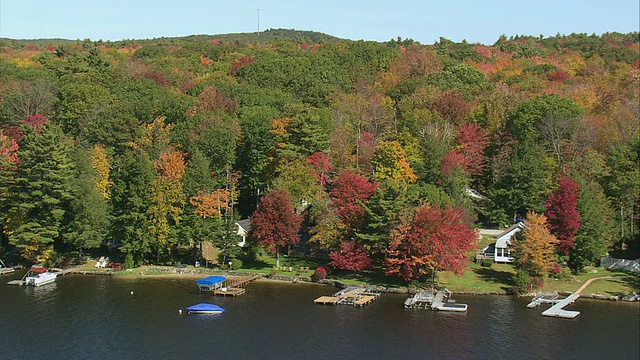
left=495, top=222, right=525, bottom=248
left=236, top=219, right=251, bottom=232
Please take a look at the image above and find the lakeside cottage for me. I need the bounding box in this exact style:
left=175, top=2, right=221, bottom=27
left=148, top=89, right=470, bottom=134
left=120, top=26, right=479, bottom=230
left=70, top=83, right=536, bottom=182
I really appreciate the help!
left=477, top=222, right=525, bottom=264
left=236, top=219, right=251, bottom=247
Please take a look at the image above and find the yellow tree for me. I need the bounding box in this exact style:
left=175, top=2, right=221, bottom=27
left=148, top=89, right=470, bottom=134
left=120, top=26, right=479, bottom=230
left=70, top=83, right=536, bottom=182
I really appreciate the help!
left=189, top=189, right=230, bottom=219
left=91, top=144, right=112, bottom=199
left=511, top=211, right=559, bottom=277
left=371, top=141, right=417, bottom=184
left=147, top=151, right=186, bottom=262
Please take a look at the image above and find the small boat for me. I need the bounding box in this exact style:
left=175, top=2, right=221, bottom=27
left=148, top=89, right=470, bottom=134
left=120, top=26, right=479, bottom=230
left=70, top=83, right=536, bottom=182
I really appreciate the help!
left=22, top=267, right=57, bottom=287
left=186, top=303, right=225, bottom=315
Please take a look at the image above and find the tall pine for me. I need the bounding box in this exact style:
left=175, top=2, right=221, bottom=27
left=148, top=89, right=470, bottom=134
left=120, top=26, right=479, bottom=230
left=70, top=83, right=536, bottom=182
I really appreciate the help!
left=7, top=124, right=74, bottom=263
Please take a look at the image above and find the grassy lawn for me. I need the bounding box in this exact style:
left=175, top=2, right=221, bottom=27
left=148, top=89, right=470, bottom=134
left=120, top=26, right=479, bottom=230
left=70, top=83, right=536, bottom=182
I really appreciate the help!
left=71, top=252, right=639, bottom=296
left=542, top=270, right=639, bottom=296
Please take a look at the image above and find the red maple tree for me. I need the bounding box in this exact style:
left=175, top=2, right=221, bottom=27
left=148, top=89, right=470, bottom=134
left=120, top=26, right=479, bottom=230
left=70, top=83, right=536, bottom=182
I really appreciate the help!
left=329, top=171, right=378, bottom=232
left=307, top=152, right=334, bottom=186
left=441, top=122, right=489, bottom=177
left=384, top=205, right=477, bottom=284
left=545, top=176, right=581, bottom=255
left=250, top=188, right=302, bottom=268
left=329, top=241, right=373, bottom=272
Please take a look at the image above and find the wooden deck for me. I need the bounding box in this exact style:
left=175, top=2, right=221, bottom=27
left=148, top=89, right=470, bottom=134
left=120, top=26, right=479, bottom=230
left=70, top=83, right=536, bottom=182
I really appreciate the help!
left=314, top=287, right=380, bottom=307
left=212, top=274, right=262, bottom=297
left=214, top=287, right=246, bottom=296
left=314, top=296, right=339, bottom=305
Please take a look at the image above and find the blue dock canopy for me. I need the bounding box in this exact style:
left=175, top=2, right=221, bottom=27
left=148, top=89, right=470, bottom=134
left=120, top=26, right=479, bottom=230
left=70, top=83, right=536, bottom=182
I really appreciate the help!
left=196, top=275, right=226, bottom=286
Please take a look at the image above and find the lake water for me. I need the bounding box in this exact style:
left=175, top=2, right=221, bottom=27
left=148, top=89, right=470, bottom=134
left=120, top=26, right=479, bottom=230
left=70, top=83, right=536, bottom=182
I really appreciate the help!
left=1, top=272, right=638, bottom=360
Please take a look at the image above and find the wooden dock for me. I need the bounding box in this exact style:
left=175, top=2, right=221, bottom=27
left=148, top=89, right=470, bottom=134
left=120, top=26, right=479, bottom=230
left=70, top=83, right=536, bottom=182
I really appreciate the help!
left=214, top=287, right=246, bottom=296
left=314, top=287, right=381, bottom=307
left=212, top=274, right=262, bottom=297
left=314, top=296, right=339, bottom=305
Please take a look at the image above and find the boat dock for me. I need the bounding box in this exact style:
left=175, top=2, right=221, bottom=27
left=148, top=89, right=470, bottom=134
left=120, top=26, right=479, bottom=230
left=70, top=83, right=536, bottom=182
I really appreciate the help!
left=314, top=287, right=381, bottom=307
left=404, top=288, right=468, bottom=312
left=404, top=291, right=435, bottom=309
left=0, top=260, right=15, bottom=275
left=213, top=274, right=262, bottom=297
left=541, top=294, right=580, bottom=318
left=527, top=292, right=580, bottom=319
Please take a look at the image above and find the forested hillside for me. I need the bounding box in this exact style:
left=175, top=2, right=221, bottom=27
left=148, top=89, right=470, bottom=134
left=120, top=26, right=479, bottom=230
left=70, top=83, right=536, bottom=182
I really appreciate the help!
left=0, top=30, right=637, bottom=280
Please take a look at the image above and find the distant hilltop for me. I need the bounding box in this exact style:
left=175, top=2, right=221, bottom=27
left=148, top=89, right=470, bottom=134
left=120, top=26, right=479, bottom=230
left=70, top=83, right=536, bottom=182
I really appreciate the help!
left=0, top=28, right=345, bottom=46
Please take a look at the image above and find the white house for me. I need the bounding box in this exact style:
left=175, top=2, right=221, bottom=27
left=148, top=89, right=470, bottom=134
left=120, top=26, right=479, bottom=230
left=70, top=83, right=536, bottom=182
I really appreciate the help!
left=235, top=219, right=251, bottom=247
left=492, top=222, right=525, bottom=263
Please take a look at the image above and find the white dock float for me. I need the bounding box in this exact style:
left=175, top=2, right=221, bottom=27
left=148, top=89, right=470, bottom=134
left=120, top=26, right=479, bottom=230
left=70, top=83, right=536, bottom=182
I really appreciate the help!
left=541, top=294, right=580, bottom=319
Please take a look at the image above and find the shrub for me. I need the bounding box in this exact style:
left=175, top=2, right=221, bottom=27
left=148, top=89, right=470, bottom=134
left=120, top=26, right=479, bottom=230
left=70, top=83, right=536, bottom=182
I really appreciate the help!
left=230, top=258, right=243, bottom=270
left=513, top=269, right=531, bottom=293
left=550, top=265, right=574, bottom=281
left=482, top=258, right=494, bottom=267
left=124, top=253, right=135, bottom=269
left=313, top=266, right=328, bottom=281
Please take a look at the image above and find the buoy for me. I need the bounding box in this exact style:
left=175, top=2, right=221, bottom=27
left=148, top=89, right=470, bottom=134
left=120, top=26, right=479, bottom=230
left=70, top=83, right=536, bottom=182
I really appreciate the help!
left=130, top=291, right=134, bottom=295
left=178, top=309, right=183, bottom=315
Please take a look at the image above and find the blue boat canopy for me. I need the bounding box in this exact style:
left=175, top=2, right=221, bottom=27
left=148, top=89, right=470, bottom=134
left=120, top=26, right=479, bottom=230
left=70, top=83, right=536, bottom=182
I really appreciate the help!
left=196, top=275, right=226, bottom=286
left=186, top=303, right=225, bottom=312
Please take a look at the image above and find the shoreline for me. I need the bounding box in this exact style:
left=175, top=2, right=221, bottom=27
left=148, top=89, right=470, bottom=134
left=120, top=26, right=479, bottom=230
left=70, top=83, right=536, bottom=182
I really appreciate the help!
left=55, top=265, right=640, bottom=303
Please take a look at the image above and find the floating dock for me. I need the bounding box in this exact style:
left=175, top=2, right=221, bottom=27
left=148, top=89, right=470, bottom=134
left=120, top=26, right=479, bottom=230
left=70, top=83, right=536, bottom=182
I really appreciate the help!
left=314, top=287, right=381, bottom=307
left=541, top=294, right=581, bottom=319
left=527, top=292, right=580, bottom=319
left=404, top=288, right=468, bottom=312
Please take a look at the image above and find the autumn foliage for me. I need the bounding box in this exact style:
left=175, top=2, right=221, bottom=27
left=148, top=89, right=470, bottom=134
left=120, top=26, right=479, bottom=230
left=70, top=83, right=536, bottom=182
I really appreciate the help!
left=511, top=211, right=559, bottom=277
left=189, top=189, right=231, bottom=219
left=384, top=205, right=477, bottom=283
left=329, top=171, right=378, bottom=231
left=250, top=188, right=302, bottom=266
left=329, top=241, right=373, bottom=272
left=545, top=177, right=581, bottom=255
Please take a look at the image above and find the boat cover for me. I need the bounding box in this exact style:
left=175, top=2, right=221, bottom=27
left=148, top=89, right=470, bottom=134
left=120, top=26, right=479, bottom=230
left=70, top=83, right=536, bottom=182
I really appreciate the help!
left=196, top=275, right=226, bottom=286
left=186, top=303, right=225, bottom=312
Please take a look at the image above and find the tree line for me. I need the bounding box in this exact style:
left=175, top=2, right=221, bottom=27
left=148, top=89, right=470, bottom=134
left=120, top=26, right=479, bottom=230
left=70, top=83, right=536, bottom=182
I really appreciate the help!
left=0, top=31, right=637, bottom=284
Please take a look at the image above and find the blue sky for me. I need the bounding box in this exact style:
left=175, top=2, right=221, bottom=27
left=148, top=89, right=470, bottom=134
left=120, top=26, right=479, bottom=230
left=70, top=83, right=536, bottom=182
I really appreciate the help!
left=1, top=0, right=638, bottom=44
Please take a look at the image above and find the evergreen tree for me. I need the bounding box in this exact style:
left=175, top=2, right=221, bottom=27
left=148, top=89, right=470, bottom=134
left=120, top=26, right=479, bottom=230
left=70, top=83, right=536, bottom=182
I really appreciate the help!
left=569, top=177, right=616, bottom=271
left=62, top=146, right=110, bottom=259
left=7, top=124, right=74, bottom=263
left=110, top=148, right=154, bottom=265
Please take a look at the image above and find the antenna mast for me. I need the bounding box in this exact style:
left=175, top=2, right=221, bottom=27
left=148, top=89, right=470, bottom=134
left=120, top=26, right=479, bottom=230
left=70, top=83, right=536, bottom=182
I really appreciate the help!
left=257, top=9, right=260, bottom=36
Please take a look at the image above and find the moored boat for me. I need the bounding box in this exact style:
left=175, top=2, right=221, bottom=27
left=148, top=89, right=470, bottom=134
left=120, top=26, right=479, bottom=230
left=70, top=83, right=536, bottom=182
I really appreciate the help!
left=23, top=267, right=57, bottom=287
left=186, top=303, right=225, bottom=315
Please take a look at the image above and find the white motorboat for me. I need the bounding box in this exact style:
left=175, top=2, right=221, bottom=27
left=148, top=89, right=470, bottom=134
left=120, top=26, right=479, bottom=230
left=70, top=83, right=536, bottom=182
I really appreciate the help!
left=23, top=267, right=57, bottom=287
